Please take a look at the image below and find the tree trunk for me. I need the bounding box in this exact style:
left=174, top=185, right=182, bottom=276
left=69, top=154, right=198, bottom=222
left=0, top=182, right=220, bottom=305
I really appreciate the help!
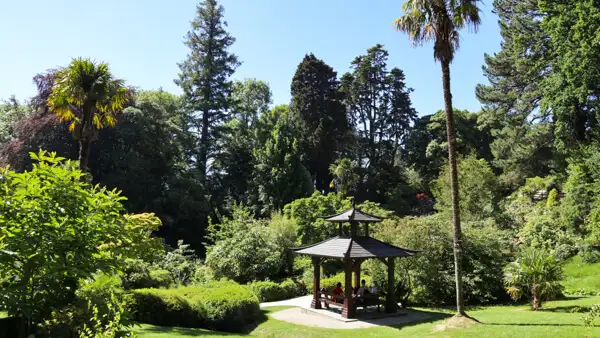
left=441, top=60, right=466, bottom=316
left=78, top=139, right=92, bottom=172
left=199, top=108, right=209, bottom=179
left=532, top=287, right=541, bottom=311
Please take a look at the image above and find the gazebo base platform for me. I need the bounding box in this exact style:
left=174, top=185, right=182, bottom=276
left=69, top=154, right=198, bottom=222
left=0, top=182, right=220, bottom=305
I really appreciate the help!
left=302, top=305, right=407, bottom=322
left=269, top=306, right=432, bottom=329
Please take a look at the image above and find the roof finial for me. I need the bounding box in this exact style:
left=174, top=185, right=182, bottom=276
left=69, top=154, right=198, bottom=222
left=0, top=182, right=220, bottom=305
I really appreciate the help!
left=351, top=196, right=356, bottom=208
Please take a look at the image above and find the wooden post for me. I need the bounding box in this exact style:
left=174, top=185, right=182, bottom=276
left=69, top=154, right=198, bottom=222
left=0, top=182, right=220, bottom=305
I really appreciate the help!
left=342, top=257, right=355, bottom=318
left=350, top=221, right=357, bottom=238
left=386, top=257, right=396, bottom=313
left=364, top=223, right=369, bottom=237
left=311, top=256, right=321, bottom=309
left=338, top=223, right=343, bottom=236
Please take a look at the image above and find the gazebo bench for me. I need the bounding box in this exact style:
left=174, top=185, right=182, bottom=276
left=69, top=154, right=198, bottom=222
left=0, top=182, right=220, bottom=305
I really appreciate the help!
left=318, top=291, right=382, bottom=312
left=354, top=295, right=383, bottom=312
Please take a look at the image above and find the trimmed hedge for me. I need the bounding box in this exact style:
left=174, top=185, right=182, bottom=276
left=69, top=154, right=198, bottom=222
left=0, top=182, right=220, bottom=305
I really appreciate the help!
left=130, top=281, right=260, bottom=333
left=248, top=279, right=307, bottom=302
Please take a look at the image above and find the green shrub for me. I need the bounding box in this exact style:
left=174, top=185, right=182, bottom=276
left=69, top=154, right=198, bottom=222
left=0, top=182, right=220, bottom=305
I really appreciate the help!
left=192, top=265, right=215, bottom=285
left=130, top=281, right=260, bottom=333
left=317, top=272, right=373, bottom=291
left=39, top=273, right=135, bottom=337
left=580, top=247, right=600, bottom=264
left=248, top=279, right=306, bottom=302
left=367, top=215, right=512, bottom=306
left=122, top=259, right=173, bottom=290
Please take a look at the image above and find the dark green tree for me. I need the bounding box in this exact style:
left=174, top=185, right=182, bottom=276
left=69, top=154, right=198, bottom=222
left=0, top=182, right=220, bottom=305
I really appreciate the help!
left=290, top=54, right=349, bottom=193
left=175, top=0, right=240, bottom=179
left=404, top=109, right=493, bottom=183
left=215, top=79, right=272, bottom=205
left=340, top=44, right=416, bottom=202
left=476, top=0, right=557, bottom=188
left=252, top=105, right=313, bottom=214
left=539, top=0, right=600, bottom=149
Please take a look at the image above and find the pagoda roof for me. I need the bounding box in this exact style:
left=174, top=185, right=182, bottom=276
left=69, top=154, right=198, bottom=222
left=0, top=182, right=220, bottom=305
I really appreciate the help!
left=293, top=236, right=417, bottom=259
left=322, top=208, right=383, bottom=223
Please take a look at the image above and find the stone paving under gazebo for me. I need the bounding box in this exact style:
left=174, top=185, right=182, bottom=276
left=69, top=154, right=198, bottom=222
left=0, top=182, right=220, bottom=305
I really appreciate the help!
left=261, top=295, right=432, bottom=329
left=292, top=198, right=417, bottom=319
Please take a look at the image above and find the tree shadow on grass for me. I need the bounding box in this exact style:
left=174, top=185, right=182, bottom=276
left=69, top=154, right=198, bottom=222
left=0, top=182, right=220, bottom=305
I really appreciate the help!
left=136, top=309, right=271, bottom=337
left=361, top=308, right=453, bottom=330
left=540, top=305, right=591, bottom=313
left=485, top=323, right=586, bottom=327
left=139, top=325, right=244, bottom=336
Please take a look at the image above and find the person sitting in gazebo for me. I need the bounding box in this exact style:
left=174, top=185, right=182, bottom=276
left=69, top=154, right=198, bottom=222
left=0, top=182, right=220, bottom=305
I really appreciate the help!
left=332, top=282, right=344, bottom=303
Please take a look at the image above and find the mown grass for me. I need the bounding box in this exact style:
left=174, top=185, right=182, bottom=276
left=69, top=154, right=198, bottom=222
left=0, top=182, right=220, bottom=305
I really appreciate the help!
left=562, top=255, right=600, bottom=292
left=136, top=297, right=600, bottom=337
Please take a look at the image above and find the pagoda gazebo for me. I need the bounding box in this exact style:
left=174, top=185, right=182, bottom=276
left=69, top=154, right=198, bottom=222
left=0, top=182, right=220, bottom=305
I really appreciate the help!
left=293, top=200, right=416, bottom=319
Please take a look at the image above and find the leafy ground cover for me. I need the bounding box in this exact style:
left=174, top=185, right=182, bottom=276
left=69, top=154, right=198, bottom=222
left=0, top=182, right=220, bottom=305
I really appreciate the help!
left=136, top=297, right=600, bottom=337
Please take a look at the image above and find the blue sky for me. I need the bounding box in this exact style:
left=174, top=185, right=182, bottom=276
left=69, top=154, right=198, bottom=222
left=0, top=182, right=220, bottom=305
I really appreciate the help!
left=0, top=0, right=500, bottom=116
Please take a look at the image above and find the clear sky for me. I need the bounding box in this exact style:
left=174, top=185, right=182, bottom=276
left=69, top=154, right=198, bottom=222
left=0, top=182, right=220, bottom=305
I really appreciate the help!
left=0, top=0, right=500, bottom=116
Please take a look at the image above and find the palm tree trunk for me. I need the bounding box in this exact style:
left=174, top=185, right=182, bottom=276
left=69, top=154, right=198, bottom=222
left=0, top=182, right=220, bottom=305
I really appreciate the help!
left=78, top=139, right=92, bottom=171
left=441, top=60, right=465, bottom=316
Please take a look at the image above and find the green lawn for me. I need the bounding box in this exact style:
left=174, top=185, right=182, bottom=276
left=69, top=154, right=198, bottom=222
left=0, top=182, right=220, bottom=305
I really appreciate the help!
left=136, top=297, right=600, bottom=337
left=562, top=255, right=600, bottom=292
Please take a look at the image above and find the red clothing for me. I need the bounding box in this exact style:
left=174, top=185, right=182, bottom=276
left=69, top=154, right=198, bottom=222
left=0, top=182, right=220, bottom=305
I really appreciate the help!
left=332, top=287, right=343, bottom=302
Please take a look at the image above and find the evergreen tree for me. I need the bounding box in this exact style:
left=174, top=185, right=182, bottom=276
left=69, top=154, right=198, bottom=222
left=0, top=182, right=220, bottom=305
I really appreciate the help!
left=340, top=44, right=416, bottom=201
left=175, top=0, right=239, bottom=178
left=290, top=54, right=349, bottom=193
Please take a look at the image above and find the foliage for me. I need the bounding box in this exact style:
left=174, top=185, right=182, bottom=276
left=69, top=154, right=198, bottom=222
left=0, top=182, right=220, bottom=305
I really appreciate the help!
left=432, top=155, right=500, bottom=221
left=48, top=57, right=130, bottom=170
left=0, top=96, right=31, bottom=144
left=283, top=191, right=349, bottom=244
left=214, top=79, right=271, bottom=205
left=175, top=0, right=240, bottom=177
left=122, top=213, right=164, bottom=263
left=158, top=241, right=200, bottom=286
left=39, top=273, right=135, bottom=338
left=317, top=272, right=373, bottom=292
left=329, top=158, right=359, bottom=197
left=0, top=151, right=133, bottom=326
left=367, top=214, right=512, bottom=306
left=252, top=105, right=313, bottom=214
left=205, top=205, right=293, bottom=283
left=121, top=259, right=172, bottom=290
left=290, top=53, right=349, bottom=193
left=247, top=279, right=306, bottom=302
left=580, top=247, right=600, bottom=264
left=503, top=247, right=563, bottom=310
left=340, top=44, right=416, bottom=203
left=130, top=281, right=260, bottom=333
left=583, top=304, right=600, bottom=327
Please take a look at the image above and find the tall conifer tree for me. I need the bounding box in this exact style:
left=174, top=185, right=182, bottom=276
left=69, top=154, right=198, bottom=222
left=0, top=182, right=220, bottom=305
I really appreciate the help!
left=176, top=0, right=239, bottom=178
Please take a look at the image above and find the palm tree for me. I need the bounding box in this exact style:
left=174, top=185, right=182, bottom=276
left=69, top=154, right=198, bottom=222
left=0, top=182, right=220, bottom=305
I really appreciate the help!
left=395, top=0, right=481, bottom=316
left=329, top=158, right=359, bottom=197
left=48, top=58, right=129, bottom=171
left=503, top=248, right=563, bottom=311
